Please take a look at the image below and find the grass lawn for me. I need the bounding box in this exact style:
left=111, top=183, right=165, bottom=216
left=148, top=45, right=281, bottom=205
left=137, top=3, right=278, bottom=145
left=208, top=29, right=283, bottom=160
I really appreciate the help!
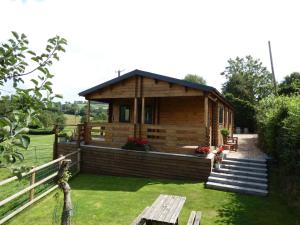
left=5, top=170, right=300, bottom=225
left=0, top=134, right=54, bottom=181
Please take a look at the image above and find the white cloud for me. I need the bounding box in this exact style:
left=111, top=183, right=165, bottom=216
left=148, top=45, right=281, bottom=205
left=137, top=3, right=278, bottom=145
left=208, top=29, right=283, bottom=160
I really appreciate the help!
left=1, top=0, right=300, bottom=101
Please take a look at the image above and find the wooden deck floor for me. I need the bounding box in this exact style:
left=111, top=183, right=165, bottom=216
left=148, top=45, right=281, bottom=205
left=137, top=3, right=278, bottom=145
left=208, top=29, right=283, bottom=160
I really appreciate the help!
left=226, top=134, right=267, bottom=160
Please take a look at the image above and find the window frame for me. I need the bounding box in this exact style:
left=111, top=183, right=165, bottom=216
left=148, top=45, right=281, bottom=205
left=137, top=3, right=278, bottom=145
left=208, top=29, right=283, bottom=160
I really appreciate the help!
left=119, top=105, right=131, bottom=123
left=219, top=106, right=224, bottom=124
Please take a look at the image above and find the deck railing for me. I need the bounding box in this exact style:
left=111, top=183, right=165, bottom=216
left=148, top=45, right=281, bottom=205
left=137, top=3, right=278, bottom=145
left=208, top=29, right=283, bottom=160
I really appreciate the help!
left=84, top=122, right=134, bottom=146
left=80, top=122, right=206, bottom=150
left=141, top=124, right=206, bottom=149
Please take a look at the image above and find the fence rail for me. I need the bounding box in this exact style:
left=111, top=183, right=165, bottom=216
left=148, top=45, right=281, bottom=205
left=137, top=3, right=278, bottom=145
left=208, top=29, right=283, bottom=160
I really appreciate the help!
left=0, top=150, right=80, bottom=225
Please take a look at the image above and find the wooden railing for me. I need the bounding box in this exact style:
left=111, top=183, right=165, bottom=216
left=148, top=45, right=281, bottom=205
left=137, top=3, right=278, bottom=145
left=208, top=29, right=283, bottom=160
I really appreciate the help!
left=84, top=122, right=134, bottom=147
left=80, top=122, right=206, bottom=151
left=141, top=124, right=206, bottom=149
left=0, top=150, right=80, bottom=224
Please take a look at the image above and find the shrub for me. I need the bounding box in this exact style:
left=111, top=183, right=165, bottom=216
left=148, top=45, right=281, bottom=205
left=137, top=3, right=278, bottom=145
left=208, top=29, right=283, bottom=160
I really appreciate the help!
left=29, top=128, right=54, bottom=135
left=220, top=128, right=229, bottom=137
left=256, top=95, right=300, bottom=175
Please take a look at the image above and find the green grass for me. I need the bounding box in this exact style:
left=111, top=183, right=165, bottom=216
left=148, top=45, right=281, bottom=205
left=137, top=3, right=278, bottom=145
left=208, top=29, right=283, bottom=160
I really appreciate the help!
left=64, top=114, right=81, bottom=125
left=5, top=169, right=300, bottom=225
left=0, top=134, right=54, bottom=181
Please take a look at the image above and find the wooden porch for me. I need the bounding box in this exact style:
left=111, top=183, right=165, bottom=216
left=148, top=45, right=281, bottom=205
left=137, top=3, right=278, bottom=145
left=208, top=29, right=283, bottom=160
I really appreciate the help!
left=82, top=122, right=206, bottom=154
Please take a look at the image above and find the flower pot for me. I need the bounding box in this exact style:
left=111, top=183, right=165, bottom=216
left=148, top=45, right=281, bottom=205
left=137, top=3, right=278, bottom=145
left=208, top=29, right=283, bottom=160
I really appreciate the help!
left=214, top=163, right=221, bottom=170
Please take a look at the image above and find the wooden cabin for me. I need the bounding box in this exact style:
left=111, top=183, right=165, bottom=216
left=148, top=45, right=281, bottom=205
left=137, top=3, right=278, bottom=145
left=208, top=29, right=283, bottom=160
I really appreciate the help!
left=79, top=70, right=234, bottom=154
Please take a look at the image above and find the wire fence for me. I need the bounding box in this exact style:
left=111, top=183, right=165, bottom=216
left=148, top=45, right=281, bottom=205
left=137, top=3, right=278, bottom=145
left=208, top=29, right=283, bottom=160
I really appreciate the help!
left=0, top=150, right=80, bottom=224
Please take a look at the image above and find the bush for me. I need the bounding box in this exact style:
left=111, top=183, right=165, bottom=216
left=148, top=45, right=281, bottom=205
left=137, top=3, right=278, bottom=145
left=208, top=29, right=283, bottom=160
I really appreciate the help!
left=29, top=128, right=54, bottom=135
left=256, top=95, right=300, bottom=175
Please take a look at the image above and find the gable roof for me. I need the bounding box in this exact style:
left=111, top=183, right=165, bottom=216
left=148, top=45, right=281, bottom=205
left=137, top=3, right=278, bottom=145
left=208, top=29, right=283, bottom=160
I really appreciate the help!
left=79, top=69, right=233, bottom=109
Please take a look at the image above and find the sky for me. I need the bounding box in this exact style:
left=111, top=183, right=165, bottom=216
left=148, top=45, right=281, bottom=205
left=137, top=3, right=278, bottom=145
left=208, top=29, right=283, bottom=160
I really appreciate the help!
left=1, top=0, right=300, bottom=102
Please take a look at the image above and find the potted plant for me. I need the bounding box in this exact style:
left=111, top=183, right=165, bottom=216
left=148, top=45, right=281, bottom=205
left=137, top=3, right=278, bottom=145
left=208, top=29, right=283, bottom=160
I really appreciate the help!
left=195, top=146, right=211, bottom=156
left=122, top=136, right=151, bottom=151
left=214, top=146, right=224, bottom=170
left=220, top=128, right=230, bottom=144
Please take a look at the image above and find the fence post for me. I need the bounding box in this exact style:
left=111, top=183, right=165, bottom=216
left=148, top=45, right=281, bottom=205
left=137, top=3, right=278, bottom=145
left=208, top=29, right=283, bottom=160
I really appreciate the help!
left=29, top=166, right=36, bottom=201
left=53, top=124, right=59, bottom=160
left=77, top=148, right=81, bottom=174
left=76, top=124, right=82, bottom=148
left=84, top=122, right=90, bottom=145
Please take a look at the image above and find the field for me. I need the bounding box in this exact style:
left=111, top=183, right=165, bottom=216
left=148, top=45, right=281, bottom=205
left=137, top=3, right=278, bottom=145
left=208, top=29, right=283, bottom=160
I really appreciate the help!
left=0, top=135, right=54, bottom=181
left=4, top=170, right=300, bottom=225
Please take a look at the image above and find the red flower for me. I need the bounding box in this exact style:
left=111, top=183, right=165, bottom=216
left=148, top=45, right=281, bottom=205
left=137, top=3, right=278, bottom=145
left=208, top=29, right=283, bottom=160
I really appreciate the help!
left=217, top=146, right=224, bottom=155
left=195, top=146, right=211, bottom=154
left=127, top=137, right=148, bottom=145
left=128, top=136, right=135, bottom=142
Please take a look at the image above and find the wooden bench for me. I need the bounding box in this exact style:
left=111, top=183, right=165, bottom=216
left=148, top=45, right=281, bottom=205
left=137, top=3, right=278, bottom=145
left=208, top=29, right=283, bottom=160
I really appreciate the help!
left=131, top=207, right=149, bottom=225
left=187, top=211, right=202, bottom=225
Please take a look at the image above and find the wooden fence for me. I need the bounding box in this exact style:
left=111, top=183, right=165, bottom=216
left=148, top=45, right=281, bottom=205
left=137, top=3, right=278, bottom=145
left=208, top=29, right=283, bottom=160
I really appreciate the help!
left=0, top=150, right=80, bottom=225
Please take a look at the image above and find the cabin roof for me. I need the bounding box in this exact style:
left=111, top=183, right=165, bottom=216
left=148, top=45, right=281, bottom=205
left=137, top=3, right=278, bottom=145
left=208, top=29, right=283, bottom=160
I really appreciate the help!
left=79, top=69, right=233, bottom=108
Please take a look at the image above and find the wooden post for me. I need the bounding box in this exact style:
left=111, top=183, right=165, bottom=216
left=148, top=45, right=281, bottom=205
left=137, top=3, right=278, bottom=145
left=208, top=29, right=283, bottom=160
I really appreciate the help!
left=141, top=97, right=145, bottom=124
left=77, top=148, right=81, bottom=174
left=76, top=124, right=82, bottom=148
left=53, top=125, right=58, bottom=160
left=29, top=166, right=35, bottom=201
left=87, top=100, right=91, bottom=123
left=204, top=95, right=209, bottom=146
left=133, top=97, right=138, bottom=138
left=83, top=122, right=90, bottom=145
left=204, top=96, right=208, bottom=128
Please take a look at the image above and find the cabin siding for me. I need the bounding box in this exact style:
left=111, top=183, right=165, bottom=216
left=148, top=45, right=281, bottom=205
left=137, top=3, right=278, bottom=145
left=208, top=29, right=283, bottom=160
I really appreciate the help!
left=159, top=96, right=204, bottom=126
left=87, top=76, right=204, bottom=99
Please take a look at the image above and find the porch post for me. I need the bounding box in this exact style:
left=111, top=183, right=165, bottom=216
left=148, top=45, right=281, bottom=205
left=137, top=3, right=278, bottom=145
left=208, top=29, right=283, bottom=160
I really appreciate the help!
left=133, top=97, right=138, bottom=138
left=86, top=100, right=91, bottom=123
left=141, top=97, right=145, bottom=124
left=204, top=96, right=208, bottom=128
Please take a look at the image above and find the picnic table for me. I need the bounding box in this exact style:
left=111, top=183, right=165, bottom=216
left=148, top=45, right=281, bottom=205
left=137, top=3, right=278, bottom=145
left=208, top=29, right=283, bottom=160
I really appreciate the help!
left=143, top=194, right=186, bottom=225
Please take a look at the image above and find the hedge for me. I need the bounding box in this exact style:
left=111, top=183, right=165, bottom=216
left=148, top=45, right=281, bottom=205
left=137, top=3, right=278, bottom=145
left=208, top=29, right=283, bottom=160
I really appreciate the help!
left=29, top=128, right=54, bottom=135
left=256, top=95, right=300, bottom=176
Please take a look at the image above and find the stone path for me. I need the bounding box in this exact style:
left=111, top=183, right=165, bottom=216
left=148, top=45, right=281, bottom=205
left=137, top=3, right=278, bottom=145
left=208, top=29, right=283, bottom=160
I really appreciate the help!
left=227, top=134, right=267, bottom=160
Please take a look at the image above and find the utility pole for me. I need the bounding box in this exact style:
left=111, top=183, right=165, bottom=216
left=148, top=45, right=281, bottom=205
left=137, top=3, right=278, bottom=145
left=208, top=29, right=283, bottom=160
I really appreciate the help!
left=268, top=41, right=278, bottom=95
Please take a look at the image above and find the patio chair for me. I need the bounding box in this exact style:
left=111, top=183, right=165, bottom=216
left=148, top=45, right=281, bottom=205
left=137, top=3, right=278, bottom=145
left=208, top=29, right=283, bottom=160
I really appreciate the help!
left=225, top=136, right=238, bottom=151
left=187, top=211, right=202, bottom=225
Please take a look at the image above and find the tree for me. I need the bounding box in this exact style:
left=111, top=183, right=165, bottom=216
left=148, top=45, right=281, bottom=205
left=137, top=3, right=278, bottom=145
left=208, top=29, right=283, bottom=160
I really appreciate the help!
left=221, top=55, right=274, bottom=104
left=184, top=74, right=206, bottom=85
left=0, top=32, right=72, bottom=225
left=221, top=55, right=273, bottom=131
left=278, top=72, right=300, bottom=96
left=0, top=31, right=66, bottom=168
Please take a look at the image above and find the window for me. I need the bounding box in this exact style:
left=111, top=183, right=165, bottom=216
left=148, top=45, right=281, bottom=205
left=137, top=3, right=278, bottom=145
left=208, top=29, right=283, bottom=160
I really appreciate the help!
left=219, top=107, right=224, bottom=124
left=145, top=105, right=154, bottom=124
left=119, top=105, right=130, bottom=122
left=229, top=111, right=232, bottom=124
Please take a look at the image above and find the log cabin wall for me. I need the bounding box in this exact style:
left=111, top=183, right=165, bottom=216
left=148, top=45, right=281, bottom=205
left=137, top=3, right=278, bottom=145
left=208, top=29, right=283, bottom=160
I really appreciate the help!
left=158, top=96, right=204, bottom=126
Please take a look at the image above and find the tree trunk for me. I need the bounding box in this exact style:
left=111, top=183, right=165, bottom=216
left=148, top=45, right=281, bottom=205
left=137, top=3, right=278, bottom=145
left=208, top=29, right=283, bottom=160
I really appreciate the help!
left=57, top=160, right=72, bottom=225
left=61, top=182, right=72, bottom=225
